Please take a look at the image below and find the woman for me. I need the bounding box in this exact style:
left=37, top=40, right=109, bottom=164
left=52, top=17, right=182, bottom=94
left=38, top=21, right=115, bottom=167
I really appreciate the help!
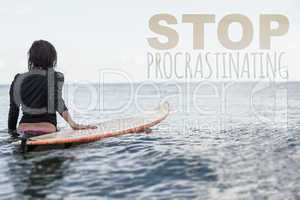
left=8, top=40, right=96, bottom=136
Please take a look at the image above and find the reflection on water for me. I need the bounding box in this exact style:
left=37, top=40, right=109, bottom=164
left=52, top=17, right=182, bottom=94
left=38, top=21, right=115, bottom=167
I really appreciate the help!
left=22, top=157, right=67, bottom=198
left=8, top=153, right=73, bottom=199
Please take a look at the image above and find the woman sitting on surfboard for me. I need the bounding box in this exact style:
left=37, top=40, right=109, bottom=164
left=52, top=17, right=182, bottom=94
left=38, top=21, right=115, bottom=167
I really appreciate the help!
left=8, top=40, right=96, bottom=136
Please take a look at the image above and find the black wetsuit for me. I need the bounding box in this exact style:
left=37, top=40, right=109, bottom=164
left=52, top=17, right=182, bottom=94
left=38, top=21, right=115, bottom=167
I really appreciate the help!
left=8, top=69, right=68, bottom=132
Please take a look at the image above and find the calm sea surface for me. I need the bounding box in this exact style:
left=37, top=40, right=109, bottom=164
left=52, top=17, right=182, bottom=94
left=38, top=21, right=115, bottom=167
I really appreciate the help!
left=0, top=82, right=299, bottom=199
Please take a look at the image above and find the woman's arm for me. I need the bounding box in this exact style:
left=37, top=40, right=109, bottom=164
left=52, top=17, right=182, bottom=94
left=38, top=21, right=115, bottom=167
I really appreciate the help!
left=8, top=74, right=20, bottom=133
left=56, top=72, right=96, bottom=130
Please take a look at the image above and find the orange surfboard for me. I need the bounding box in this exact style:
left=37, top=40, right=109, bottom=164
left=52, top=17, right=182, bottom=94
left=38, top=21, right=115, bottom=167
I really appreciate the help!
left=17, top=102, right=169, bottom=146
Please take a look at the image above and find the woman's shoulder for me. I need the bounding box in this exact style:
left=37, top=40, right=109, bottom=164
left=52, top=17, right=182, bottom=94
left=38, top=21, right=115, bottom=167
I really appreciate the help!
left=11, top=73, right=20, bottom=83
left=9, top=73, right=21, bottom=90
left=55, top=71, right=65, bottom=81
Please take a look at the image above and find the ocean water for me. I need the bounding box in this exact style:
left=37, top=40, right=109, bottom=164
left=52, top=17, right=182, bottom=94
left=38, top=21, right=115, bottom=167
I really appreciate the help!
left=0, top=82, right=300, bottom=200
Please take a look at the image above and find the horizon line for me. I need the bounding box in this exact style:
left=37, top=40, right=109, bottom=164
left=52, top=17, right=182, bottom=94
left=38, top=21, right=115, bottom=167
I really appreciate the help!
left=0, top=80, right=299, bottom=86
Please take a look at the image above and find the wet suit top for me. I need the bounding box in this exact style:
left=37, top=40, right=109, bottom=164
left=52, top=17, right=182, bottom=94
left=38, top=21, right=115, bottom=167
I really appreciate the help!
left=8, top=69, right=68, bottom=132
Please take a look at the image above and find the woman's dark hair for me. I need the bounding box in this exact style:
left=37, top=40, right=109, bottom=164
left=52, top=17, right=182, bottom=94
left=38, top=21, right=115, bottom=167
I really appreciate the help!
left=28, top=40, right=57, bottom=70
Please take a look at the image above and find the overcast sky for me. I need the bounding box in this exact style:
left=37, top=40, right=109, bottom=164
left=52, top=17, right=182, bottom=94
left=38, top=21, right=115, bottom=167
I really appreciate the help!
left=0, top=0, right=298, bottom=84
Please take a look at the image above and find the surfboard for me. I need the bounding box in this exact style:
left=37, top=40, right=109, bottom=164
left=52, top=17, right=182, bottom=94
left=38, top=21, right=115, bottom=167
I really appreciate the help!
left=17, top=102, right=169, bottom=147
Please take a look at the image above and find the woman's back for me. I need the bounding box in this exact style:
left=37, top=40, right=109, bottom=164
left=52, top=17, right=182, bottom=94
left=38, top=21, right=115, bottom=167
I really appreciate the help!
left=9, top=69, right=67, bottom=131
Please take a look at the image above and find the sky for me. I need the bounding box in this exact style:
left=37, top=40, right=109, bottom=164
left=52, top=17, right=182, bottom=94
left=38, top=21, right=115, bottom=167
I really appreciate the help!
left=0, top=0, right=298, bottom=84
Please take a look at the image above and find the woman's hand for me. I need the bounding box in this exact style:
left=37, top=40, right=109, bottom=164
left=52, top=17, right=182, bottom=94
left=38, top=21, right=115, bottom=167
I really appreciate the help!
left=71, top=123, right=97, bottom=130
